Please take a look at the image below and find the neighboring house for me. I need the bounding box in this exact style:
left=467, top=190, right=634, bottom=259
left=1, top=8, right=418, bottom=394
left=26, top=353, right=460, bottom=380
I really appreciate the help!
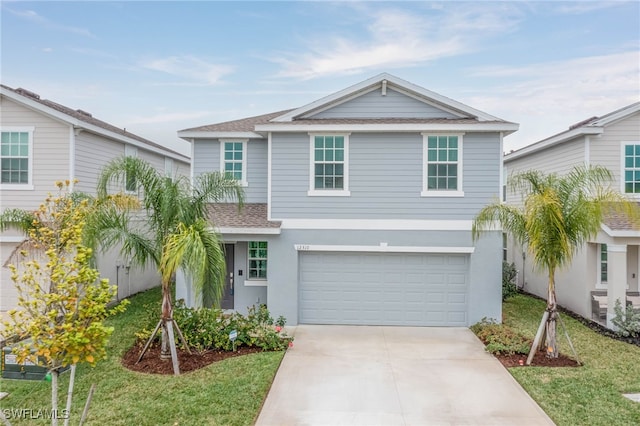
left=0, top=85, right=190, bottom=312
left=504, top=102, right=640, bottom=328
left=177, top=73, right=518, bottom=326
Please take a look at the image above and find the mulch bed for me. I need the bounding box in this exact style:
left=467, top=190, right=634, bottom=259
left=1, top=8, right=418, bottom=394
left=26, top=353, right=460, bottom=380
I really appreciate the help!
left=122, top=343, right=263, bottom=374
left=493, top=349, right=580, bottom=368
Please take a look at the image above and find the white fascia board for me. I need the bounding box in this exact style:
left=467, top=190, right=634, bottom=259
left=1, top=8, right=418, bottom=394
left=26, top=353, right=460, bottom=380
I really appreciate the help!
left=2, top=89, right=79, bottom=127
left=178, top=131, right=264, bottom=140
left=217, top=227, right=281, bottom=235
left=0, top=236, right=26, bottom=243
left=1, top=88, right=189, bottom=162
left=591, top=102, right=640, bottom=127
left=504, top=127, right=604, bottom=163
left=280, top=219, right=477, bottom=231
left=294, top=243, right=475, bottom=254
left=255, top=122, right=518, bottom=134
left=601, top=223, right=640, bottom=238
left=272, top=73, right=505, bottom=123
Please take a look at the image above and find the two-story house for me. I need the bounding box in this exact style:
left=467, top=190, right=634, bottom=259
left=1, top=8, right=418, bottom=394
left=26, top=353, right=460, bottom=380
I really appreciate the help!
left=0, top=85, right=190, bottom=313
left=504, top=102, right=640, bottom=328
left=177, top=73, right=518, bottom=326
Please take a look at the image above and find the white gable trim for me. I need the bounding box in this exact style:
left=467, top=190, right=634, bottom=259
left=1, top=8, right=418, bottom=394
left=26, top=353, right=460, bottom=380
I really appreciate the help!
left=178, top=131, right=264, bottom=140
left=293, top=243, right=475, bottom=254
left=591, top=102, right=640, bottom=127
left=255, top=122, right=518, bottom=134
left=1, top=87, right=189, bottom=162
left=601, top=223, right=640, bottom=238
left=505, top=126, right=604, bottom=162
left=272, top=73, right=504, bottom=123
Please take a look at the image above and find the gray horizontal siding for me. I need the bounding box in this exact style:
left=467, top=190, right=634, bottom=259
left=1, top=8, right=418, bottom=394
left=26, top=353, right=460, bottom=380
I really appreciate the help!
left=0, top=97, right=70, bottom=210
left=270, top=132, right=501, bottom=220
left=310, top=88, right=459, bottom=119
left=505, top=137, right=586, bottom=205
left=193, top=139, right=267, bottom=202
left=74, top=132, right=124, bottom=194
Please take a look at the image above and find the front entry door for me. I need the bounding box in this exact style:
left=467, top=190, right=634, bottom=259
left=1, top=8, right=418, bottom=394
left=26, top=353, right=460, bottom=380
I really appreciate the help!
left=221, top=244, right=234, bottom=309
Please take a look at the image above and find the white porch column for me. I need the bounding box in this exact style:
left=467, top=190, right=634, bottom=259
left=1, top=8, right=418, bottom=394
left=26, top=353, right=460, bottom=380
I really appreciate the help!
left=607, top=244, right=627, bottom=329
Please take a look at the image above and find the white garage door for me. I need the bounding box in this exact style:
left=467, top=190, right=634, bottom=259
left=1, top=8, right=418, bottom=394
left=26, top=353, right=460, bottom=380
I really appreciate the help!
left=299, top=252, right=469, bottom=326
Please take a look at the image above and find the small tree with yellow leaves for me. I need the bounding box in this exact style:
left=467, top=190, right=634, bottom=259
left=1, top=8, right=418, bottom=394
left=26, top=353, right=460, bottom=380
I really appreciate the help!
left=1, top=181, right=128, bottom=426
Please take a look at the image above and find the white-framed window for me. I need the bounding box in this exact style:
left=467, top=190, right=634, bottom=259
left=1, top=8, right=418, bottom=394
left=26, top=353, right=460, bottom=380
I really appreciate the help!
left=124, top=145, right=138, bottom=192
left=596, top=243, right=608, bottom=288
left=248, top=241, right=268, bottom=280
left=421, top=133, right=464, bottom=197
left=164, top=157, right=174, bottom=178
left=220, top=140, right=248, bottom=186
left=622, top=142, right=640, bottom=195
left=0, top=127, right=34, bottom=190
left=308, top=133, right=350, bottom=196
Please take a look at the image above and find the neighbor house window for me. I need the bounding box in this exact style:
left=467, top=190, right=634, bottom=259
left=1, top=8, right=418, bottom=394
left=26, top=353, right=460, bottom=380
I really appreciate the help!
left=164, top=157, right=174, bottom=178
left=600, top=244, right=608, bottom=284
left=248, top=241, right=268, bottom=279
left=125, top=145, right=138, bottom=192
left=220, top=140, right=247, bottom=186
left=308, top=134, right=350, bottom=196
left=1, top=128, right=33, bottom=188
left=422, top=134, right=463, bottom=196
left=623, top=143, right=640, bottom=193
left=503, top=233, right=508, bottom=262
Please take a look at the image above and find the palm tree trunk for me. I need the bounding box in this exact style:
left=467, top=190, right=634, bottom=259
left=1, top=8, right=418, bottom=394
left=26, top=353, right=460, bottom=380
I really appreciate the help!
left=160, top=281, right=172, bottom=360
left=545, top=268, right=559, bottom=358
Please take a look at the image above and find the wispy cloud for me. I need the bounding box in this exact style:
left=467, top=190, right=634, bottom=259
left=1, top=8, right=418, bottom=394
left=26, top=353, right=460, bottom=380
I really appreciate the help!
left=272, top=3, right=524, bottom=80
left=138, top=56, right=234, bottom=86
left=6, top=8, right=94, bottom=37
left=466, top=50, right=640, bottom=150
left=553, top=1, right=625, bottom=15
left=129, top=111, right=213, bottom=125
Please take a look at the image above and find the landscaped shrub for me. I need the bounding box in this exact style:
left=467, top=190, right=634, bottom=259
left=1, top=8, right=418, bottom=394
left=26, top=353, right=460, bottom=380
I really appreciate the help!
left=611, top=299, right=640, bottom=339
left=470, top=318, right=530, bottom=355
left=170, top=301, right=293, bottom=352
left=502, top=261, right=518, bottom=301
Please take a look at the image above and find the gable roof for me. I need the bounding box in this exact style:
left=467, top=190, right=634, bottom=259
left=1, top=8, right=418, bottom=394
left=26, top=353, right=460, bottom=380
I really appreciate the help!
left=1, top=84, right=189, bottom=162
left=273, top=73, right=503, bottom=122
left=178, top=73, right=518, bottom=140
left=505, top=102, right=640, bottom=163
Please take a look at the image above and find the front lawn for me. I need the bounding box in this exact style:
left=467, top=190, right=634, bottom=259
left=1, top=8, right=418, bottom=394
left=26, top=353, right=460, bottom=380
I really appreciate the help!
left=0, top=287, right=285, bottom=425
left=503, top=294, right=640, bottom=426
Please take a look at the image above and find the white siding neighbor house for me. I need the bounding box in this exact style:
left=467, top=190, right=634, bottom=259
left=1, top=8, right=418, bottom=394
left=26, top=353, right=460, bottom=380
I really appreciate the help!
left=504, top=102, right=640, bottom=328
left=178, top=73, right=519, bottom=326
left=0, top=85, right=190, bottom=312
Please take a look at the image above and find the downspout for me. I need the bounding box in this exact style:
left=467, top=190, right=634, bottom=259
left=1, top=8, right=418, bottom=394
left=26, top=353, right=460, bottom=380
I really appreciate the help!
left=69, top=126, right=77, bottom=191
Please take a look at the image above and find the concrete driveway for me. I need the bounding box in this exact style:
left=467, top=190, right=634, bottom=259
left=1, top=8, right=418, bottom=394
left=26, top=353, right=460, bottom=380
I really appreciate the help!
left=255, top=326, right=554, bottom=426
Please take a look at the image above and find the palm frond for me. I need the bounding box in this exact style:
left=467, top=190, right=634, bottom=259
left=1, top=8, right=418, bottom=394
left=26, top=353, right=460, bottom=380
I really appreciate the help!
left=0, top=208, right=36, bottom=233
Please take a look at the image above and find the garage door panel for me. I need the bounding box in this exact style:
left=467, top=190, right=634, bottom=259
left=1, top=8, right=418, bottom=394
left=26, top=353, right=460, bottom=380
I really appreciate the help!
left=299, top=252, right=469, bottom=326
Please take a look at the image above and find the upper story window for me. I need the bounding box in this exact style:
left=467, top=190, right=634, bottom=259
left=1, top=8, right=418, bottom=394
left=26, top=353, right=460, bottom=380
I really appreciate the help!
left=220, top=140, right=247, bottom=186
left=421, top=134, right=464, bottom=197
left=125, top=145, right=138, bottom=192
left=308, top=134, right=350, bottom=196
left=1, top=127, right=34, bottom=190
left=623, top=143, right=640, bottom=194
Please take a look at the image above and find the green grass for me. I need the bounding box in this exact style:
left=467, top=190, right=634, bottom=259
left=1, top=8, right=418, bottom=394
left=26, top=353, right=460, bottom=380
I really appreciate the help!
left=503, top=294, right=640, bottom=426
left=0, top=287, right=285, bottom=425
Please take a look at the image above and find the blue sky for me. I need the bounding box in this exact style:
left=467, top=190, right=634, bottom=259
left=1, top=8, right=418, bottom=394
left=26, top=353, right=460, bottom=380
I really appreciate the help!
left=2, top=1, right=639, bottom=156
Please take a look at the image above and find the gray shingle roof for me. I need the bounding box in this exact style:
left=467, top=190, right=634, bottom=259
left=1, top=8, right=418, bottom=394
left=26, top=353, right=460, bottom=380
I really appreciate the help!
left=180, top=110, right=294, bottom=133
left=603, top=205, right=640, bottom=231
left=1, top=84, right=189, bottom=160
left=206, top=203, right=281, bottom=229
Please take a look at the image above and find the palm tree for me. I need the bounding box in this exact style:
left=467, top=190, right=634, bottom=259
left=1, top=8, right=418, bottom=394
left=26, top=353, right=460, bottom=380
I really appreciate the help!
left=93, top=156, right=244, bottom=374
left=472, top=165, right=639, bottom=362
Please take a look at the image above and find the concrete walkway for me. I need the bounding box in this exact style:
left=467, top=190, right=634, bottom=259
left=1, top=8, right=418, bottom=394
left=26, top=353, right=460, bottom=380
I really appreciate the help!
left=256, top=326, right=554, bottom=426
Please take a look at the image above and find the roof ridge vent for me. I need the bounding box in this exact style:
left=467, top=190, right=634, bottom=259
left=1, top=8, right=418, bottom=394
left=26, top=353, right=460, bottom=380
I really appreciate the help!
left=76, top=109, right=92, bottom=117
left=569, top=116, right=598, bottom=130
left=15, top=88, right=40, bottom=99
